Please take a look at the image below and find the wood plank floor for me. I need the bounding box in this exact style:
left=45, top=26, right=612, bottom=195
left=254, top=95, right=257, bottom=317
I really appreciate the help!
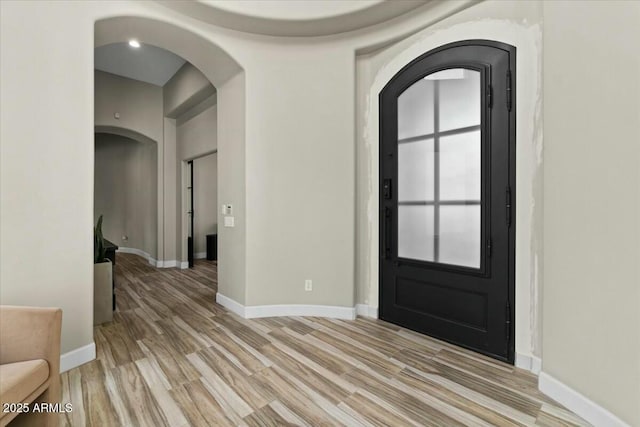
left=60, top=254, right=589, bottom=426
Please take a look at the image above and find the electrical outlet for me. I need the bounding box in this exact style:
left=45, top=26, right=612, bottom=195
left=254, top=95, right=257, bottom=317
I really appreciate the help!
left=304, top=280, right=312, bottom=291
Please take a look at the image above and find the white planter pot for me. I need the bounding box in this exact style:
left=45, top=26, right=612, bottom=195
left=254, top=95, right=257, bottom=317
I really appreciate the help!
left=93, top=260, right=113, bottom=325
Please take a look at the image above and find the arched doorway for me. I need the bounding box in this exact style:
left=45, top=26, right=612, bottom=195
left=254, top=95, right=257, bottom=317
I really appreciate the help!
left=94, top=128, right=158, bottom=264
left=94, top=16, right=247, bottom=310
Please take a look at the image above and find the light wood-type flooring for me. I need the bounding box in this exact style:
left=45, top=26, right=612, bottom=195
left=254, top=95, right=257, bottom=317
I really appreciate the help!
left=60, top=254, right=588, bottom=426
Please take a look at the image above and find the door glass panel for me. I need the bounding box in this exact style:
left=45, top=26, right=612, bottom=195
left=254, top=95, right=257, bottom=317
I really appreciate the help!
left=438, top=69, right=481, bottom=131
left=398, top=206, right=434, bottom=261
left=397, top=68, right=482, bottom=267
left=398, top=79, right=434, bottom=140
left=440, top=130, right=481, bottom=201
left=398, top=138, right=434, bottom=202
left=439, top=206, right=481, bottom=268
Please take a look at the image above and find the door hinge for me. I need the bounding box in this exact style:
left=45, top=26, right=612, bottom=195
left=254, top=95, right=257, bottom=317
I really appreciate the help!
left=487, top=84, right=493, bottom=108
left=486, top=238, right=493, bottom=257
left=505, top=186, right=512, bottom=227
left=506, top=70, right=513, bottom=112
left=505, top=300, right=512, bottom=343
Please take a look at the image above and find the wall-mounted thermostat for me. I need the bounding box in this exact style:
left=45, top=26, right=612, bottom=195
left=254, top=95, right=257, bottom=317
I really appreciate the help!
left=222, top=204, right=233, bottom=215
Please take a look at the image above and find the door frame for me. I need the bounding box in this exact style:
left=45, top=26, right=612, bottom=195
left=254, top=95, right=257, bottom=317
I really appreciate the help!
left=187, top=159, right=194, bottom=268
left=378, top=39, right=516, bottom=363
left=179, top=150, right=218, bottom=268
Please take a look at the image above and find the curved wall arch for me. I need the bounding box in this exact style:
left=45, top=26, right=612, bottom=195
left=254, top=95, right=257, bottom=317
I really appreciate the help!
left=94, top=16, right=242, bottom=87
left=95, top=125, right=156, bottom=145
left=94, top=15, right=247, bottom=304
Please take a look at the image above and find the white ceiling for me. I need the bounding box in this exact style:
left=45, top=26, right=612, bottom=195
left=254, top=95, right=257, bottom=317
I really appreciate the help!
left=94, top=42, right=186, bottom=87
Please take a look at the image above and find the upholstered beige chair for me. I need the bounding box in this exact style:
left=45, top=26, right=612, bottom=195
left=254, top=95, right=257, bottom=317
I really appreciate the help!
left=0, top=306, right=62, bottom=427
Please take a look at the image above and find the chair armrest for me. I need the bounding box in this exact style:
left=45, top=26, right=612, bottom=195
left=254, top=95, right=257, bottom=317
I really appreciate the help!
left=0, top=306, right=62, bottom=376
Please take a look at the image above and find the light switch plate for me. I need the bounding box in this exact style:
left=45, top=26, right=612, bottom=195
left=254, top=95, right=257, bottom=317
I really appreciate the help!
left=224, top=216, right=235, bottom=227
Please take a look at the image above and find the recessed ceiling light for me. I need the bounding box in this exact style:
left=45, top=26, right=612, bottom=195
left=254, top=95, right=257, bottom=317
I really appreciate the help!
left=128, top=39, right=141, bottom=48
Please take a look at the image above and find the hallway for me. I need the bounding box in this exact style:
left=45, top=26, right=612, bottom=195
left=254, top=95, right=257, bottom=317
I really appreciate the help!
left=60, top=254, right=588, bottom=426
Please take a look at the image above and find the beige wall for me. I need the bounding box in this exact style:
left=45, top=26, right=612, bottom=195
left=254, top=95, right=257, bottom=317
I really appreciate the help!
left=216, top=72, right=246, bottom=303
left=162, top=117, right=179, bottom=264
left=95, top=70, right=163, bottom=143
left=94, top=133, right=157, bottom=256
left=177, top=101, right=218, bottom=160
left=164, top=62, right=215, bottom=119
left=542, top=1, right=640, bottom=425
left=243, top=41, right=355, bottom=308
left=1, top=2, right=96, bottom=354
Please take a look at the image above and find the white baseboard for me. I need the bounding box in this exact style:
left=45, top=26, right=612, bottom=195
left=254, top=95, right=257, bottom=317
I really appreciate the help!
left=157, top=260, right=178, bottom=268
left=60, top=342, right=96, bottom=373
left=118, top=247, right=182, bottom=269
left=179, top=261, right=189, bottom=269
left=355, top=304, right=378, bottom=318
left=539, top=372, right=630, bottom=427
left=246, top=304, right=355, bottom=320
left=515, top=352, right=542, bottom=374
left=216, top=293, right=356, bottom=320
left=194, top=252, right=206, bottom=259
left=216, top=293, right=246, bottom=317
left=117, top=247, right=157, bottom=267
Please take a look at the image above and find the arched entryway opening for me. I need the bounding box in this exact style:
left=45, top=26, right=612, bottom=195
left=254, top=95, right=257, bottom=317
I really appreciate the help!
left=93, top=15, right=246, bottom=324
left=94, top=126, right=158, bottom=264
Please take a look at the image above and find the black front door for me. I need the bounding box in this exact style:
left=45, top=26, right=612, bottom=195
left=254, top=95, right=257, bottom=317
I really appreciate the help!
left=379, top=40, right=516, bottom=362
